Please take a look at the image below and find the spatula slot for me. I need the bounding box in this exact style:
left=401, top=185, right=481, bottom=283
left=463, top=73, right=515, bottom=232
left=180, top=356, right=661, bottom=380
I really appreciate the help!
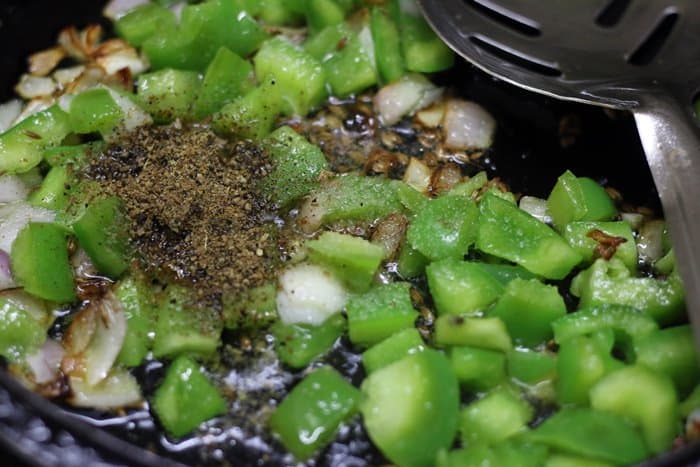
left=595, top=0, right=632, bottom=27
left=628, top=11, right=679, bottom=66
left=464, top=0, right=541, bottom=37
left=468, top=35, right=561, bottom=77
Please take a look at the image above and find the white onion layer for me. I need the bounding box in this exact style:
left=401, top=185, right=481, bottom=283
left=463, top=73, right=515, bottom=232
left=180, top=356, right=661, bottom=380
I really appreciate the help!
left=374, top=73, right=443, bottom=126
left=277, top=263, right=348, bottom=325
left=0, top=202, right=56, bottom=254
left=442, top=99, right=496, bottom=150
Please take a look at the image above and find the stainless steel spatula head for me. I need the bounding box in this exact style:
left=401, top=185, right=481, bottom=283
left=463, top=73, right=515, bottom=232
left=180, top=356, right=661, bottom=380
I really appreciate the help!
left=418, top=0, right=700, bottom=339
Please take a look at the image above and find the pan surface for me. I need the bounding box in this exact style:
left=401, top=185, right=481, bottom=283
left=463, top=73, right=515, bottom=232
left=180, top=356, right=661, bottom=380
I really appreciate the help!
left=0, top=1, right=699, bottom=466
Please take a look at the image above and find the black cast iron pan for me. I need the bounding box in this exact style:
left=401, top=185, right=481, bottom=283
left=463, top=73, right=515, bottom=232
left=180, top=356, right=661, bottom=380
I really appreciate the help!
left=1, top=1, right=699, bottom=466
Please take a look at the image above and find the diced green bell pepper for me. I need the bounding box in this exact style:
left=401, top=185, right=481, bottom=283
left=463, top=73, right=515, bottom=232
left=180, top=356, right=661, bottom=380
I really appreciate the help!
left=192, top=47, right=254, bottom=120
left=460, top=387, right=533, bottom=446
left=212, top=76, right=282, bottom=140
left=305, top=0, right=346, bottom=33
left=547, top=171, right=617, bottom=231
left=270, top=366, right=361, bottom=460
left=571, top=258, right=685, bottom=325
left=507, top=348, right=557, bottom=387
left=477, top=262, right=539, bottom=286
left=11, top=222, right=75, bottom=303
left=43, top=141, right=103, bottom=168
left=323, top=26, right=378, bottom=97
left=254, top=37, right=327, bottom=116
left=305, top=175, right=404, bottom=226
left=258, top=0, right=304, bottom=25
left=261, top=126, right=328, bottom=208
left=69, top=88, right=124, bottom=137
left=152, top=286, right=222, bottom=358
left=563, top=221, right=637, bottom=271
left=346, top=282, right=417, bottom=346
left=437, top=441, right=549, bottom=467
left=634, top=325, right=700, bottom=398
left=72, top=196, right=130, bottom=279
left=434, top=315, right=512, bottom=352
left=306, top=231, right=384, bottom=292
left=28, top=165, right=69, bottom=211
left=396, top=243, right=429, bottom=278
left=361, top=349, right=459, bottom=467
left=152, top=355, right=227, bottom=437
left=137, top=69, right=202, bottom=123
left=528, top=407, right=649, bottom=465
left=590, top=365, right=679, bottom=454
left=362, top=327, right=425, bottom=374
left=477, top=192, right=582, bottom=279
left=399, top=6, right=454, bottom=72
left=544, top=454, right=615, bottom=467
left=272, top=313, right=345, bottom=368
left=115, top=3, right=177, bottom=47
left=0, top=105, right=72, bottom=174
left=0, top=291, right=49, bottom=363
left=222, top=282, right=277, bottom=330
left=450, top=345, right=506, bottom=392
left=680, top=384, right=700, bottom=417
left=488, top=278, right=566, bottom=347
left=448, top=171, right=488, bottom=198
left=427, top=259, right=504, bottom=315
left=370, top=6, right=405, bottom=83
left=406, top=195, right=479, bottom=261
left=555, top=333, right=623, bottom=406
left=304, top=23, right=353, bottom=61
left=115, top=275, right=155, bottom=367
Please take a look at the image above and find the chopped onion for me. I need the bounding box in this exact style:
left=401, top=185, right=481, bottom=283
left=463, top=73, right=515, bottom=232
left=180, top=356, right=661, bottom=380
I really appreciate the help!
left=97, top=49, right=148, bottom=76
left=0, top=202, right=55, bottom=254
left=621, top=212, right=644, bottom=230
left=0, top=289, right=50, bottom=324
left=103, top=0, right=150, bottom=20
left=276, top=263, right=348, bottom=325
left=371, top=214, right=408, bottom=259
left=374, top=73, right=443, bottom=126
left=0, top=99, right=22, bottom=133
left=416, top=102, right=446, bottom=128
left=81, top=292, right=127, bottom=385
left=0, top=175, right=30, bottom=203
left=64, top=65, right=106, bottom=95
left=442, top=99, right=496, bottom=150
left=26, top=339, right=65, bottom=385
left=15, top=74, right=57, bottom=99
left=637, top=219, right=666, bottom=264
left=0, top=250, right=13, bottom=290
left=16, top=167, right=43, bottom=190
left=28, top=47, right=67, bottom=77
left=403, top=157, right=432, bottom=193
left=11, top=97, right=53, bottom=126
left=298, top=196, right=326, bottom=234
left=69, top=369, right=143, bottom=409
left=53, top=65, right=86, bottom=87
left=519, top=196, right=552, bottom=224
left=103, top=85, right=153, bottom=135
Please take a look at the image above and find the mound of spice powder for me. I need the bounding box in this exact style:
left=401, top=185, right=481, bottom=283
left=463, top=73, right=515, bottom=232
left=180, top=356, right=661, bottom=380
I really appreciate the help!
left=87, top=124, right=279, bottom=302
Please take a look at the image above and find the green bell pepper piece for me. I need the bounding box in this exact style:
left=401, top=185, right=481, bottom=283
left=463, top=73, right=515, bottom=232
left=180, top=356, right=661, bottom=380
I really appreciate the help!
left=306, top=175, right=404, bottom=225
left=115, top=3, right=177, bottom=47
left=563, top=221, right=637, bottom=271
left=346, top=282, right=417, bottom=346
left=450, top=345, right=506, bottom=392
left=477, top=192, right=582, bottom=279
left=362, top=327, right=425, bottom=374
left=152, top=286, right=222, bottom=358
left=306, top=231, right=384, bottom=292
left=303, top=23, right=353, bottom=61
left=0, top=292, right=50, bottom=363
left=152, top=355, right=227, bottom=438
left=137, top=69, right=201, bottom=123
left=305, top=0, right=346, bottom=33
left=222, top=282, right=277, bottom=330
left=547, top=171, right=617, bottom=231
left=361, top=349, right=459, bottom=467
left=43, top=141, right=103, bottom=168
left=270, top=366, right=361, bottom=460
left=323, top=26, right=378, bottom=97
left=72, top=197, right=130, bottom=279
left=476, top=262, right=539, bottom=286
left=28, top=165, right=69, bottom=211
left=370, top=6, right=405, bottom=83
left=11, top=222, right=75, bottom=303
left=396, top=242, right=429, bottom=279
left=544, top=454, right=615, bottom=467
left=258, top=0, right=304, bottom=25
left=254, top=36, right=327, bottom=116
left=272, top=313, right=345, bottom=369
left=634, top=325, right=700, bottom=398
left=0, top=105, right=72, bottom=174
left=115, top=275, right=155, bottom=367
left=261, top=126, right=328, bottom=208
left=192, top=47, right=254, bottom=120
left=555, top=333, right=623, bottom=406
left=590, top=365, right=679, bottom=454
left=69, top=88, right=124, bottom=137
left=680, top=383, right=700, bottom=417
left=571, top=258, right=685, bottom=325
left=399, top=6, right=454, bottom=72
left=460, top=387, right=533, bottom=446
left=434, top=315, right=512, bottom=352
left=488, top=278, right=566, bottom=347
left=507, top=348, right=557, bottom=387
left=448, top=171, right=488, bottom=198
left=406, top=195, right=479, bottom=261
left=212, top=76, right=282, bottom=140
left=528, top=407, right=649, bottom=465
left=437, top=441, right=549, bottom=467
left=427, top=259, right=504, bottom=315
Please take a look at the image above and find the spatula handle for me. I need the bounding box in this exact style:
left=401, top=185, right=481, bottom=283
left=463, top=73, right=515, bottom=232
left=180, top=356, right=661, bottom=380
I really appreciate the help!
left=634, top=93, right=700, bottom=345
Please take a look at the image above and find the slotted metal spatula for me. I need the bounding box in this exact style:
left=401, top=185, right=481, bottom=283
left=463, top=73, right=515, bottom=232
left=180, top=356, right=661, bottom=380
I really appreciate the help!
left=418, top=0, right=700, bottom=339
